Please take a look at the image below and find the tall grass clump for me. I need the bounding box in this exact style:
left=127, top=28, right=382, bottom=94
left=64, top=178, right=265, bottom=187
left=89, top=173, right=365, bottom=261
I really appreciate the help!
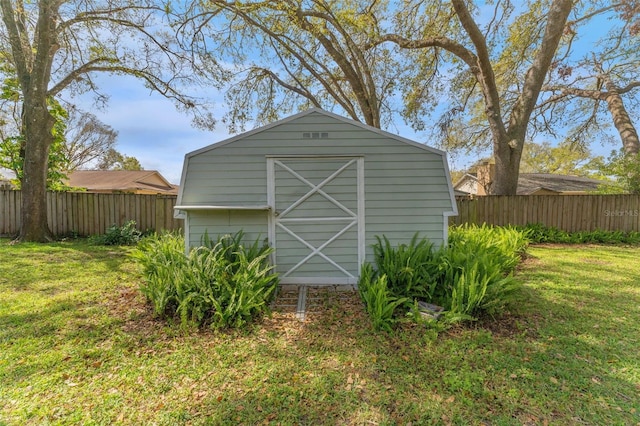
left=358, top=226, right=529, bottom=331
left=132, top=231, right=278, bottom=329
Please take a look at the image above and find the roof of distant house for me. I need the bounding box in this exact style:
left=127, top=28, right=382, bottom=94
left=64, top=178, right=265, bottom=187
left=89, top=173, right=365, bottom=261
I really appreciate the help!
left=516, top=173, right=603, bottom=195
left=454, top=172, right=604, bottom=195
left=67, top=170, right=178, bottom=194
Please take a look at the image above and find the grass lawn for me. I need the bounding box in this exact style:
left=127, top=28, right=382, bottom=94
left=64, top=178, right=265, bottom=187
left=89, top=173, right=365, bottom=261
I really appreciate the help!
left=1, top=240, right=639, bottom=425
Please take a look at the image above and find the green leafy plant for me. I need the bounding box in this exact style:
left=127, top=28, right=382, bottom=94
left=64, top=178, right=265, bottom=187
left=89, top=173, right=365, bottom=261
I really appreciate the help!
left=437, top=225, right=525, bottom=321
left=438, top=251, right=519, bottom=320
left=132, top=231, right=278, bottom=329
left=448, top=224, right=528, bottom=274
left=519, top=223, right=640, bottom=244
left=359, top=225, right=527, bottom=331
left=92, top=220, right=142, bottom=245
left=358, top=264, right=408, bottom=332
left=132, top=231, right=186, bottom=316
left=372, top=234, right=439, bottom=300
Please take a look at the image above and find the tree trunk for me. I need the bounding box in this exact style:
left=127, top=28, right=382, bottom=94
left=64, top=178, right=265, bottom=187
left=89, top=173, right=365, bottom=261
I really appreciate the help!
left=1, top=0, right=60, bottom=242
left=18, top=101, right=55, bottom=242
left=490, top=0, right=573, bottom=194
left=605, top=91, right=640, bottom=156
left=492, top=136, right=522, bottom=195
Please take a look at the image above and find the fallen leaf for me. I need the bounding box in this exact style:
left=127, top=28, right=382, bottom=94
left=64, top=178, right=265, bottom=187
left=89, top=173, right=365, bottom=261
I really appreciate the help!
left=550, top=377, right=559, bottom=384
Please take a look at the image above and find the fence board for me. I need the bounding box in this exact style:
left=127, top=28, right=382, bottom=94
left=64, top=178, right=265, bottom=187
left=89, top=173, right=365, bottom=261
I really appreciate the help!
left=452, top=194, right=640, bottom=232
left=2, top=191, right=639, bottom=237
left=0, top=191, right=183, bottom=237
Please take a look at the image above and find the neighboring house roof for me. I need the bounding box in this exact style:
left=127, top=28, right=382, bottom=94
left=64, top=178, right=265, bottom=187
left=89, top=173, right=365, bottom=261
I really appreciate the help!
left=516, top=174, right=603, bottom=195
left=67, top=170, right=178, bottom=195
left=454, top=172, right=603, bottom=195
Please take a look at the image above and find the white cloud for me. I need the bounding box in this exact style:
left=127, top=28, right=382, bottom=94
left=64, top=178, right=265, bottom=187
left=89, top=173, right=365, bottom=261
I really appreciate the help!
left=68, top=74, right=232, bottom=184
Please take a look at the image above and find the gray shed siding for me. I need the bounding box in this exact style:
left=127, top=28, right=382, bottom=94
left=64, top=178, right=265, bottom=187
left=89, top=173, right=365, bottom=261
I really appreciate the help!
left=178, top=110, right=456, bottom=280
left=187, top=210, right=269, bottom=247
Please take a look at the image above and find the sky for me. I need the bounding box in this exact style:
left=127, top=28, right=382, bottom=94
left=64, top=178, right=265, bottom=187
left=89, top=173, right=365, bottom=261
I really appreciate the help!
left=1, top=72, right=463, bottom=185
left=70, top=74, right=453, bottom=185
left=69, top=75, right=228, bottom=184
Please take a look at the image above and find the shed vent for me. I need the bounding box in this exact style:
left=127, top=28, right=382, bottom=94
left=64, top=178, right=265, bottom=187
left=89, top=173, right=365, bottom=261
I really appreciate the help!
left=302, top=132, right=329, bottom=139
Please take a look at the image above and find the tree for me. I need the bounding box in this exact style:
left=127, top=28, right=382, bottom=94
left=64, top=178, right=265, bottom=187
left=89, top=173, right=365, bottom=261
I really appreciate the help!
left=538, top=2, right=640, bottom=157
left=0, top=0, right=215, bottom=242
left=185, top=0, right=406, bottom=131
left=368, top=0, right=574, bottom=194
left=1, top=99, right=120, bottom=186
left=0, top=94, right=70, bottom=190
left=519, top=141, right=595, bottom=176
left=96, top=148, right=142, bottom=171
left=61, top=108, right=118, bottom=171
left=591, top=150, right=640, bottom=194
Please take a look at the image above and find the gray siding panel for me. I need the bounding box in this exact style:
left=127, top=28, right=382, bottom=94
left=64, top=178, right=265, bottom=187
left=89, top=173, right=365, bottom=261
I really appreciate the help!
left=188, top=210, right=268, bottom=248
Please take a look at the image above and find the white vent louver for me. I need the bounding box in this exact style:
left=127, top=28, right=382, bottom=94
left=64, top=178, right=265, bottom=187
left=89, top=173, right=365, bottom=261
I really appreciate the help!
left=302, top=132, right=329, bottom=139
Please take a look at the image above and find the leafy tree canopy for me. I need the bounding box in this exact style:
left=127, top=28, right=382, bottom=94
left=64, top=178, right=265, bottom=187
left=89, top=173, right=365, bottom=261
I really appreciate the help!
left=96, top=148, right=143, bottom=171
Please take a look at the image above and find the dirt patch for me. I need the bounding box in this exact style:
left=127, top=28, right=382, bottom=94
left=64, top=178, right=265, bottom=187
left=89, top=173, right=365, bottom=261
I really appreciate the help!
left=476, top=311, right=543, bottom=340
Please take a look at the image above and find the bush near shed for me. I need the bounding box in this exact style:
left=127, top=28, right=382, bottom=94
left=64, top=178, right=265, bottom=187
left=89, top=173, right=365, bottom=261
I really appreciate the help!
left=358, top=225, right=528, bottom=331
left=132, top=231, right=278, bottom=329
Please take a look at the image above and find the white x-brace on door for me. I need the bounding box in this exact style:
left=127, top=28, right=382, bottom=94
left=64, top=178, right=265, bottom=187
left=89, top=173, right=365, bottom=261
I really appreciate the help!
left=267, top=156, right=365, bottom=285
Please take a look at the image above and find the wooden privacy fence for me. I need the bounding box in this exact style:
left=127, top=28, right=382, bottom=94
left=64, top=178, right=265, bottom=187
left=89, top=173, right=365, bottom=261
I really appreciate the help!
left=2, top=191, right=640, bottom=237
left=451, top=194, right=640, bottom=232
left=1, top=191, right=181, bottom=237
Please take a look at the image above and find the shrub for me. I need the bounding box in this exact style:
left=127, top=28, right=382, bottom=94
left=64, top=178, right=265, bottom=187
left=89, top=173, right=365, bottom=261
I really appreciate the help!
left=131, top=231, right=186, bottom=316
left=132, top=231, right=278, bottom=329
left=372, top=234, right=439, bottom=300
left=357, top=264, right=408, bottom=332
left=436, top=240, right=521, bottom=319
left=518, top=223, right=640, bottom=245
left=448, top=224, right=529, bottom=274
left=437, top=225, right=526, bottom=321
left=358, top=225, right=527, bottom=331
left=92, top=220, right=142, bottom=246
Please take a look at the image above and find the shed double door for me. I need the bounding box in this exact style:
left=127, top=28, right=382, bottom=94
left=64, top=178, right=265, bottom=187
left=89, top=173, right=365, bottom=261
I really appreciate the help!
left=267, top=156, right=364, bottom=285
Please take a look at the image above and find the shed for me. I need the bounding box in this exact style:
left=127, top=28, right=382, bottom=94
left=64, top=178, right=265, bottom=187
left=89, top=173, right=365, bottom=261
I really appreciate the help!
left=175, top=109, right=457, bottom=286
